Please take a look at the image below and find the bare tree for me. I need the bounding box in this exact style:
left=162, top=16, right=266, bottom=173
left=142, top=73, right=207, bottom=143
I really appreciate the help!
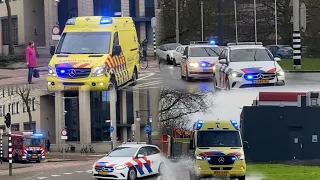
left=158, top=88, right=211, bottom=135
left=16, top=85, right=34, bottom=131
left=5, top=0, right=14, bottom=55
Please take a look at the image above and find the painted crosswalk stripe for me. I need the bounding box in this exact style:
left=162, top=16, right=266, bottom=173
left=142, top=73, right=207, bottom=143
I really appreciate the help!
left=75, top=171, right=84, bottom=173
left=86, top=170, right=92, bottom=173
left=63, top=172, right=73, bottom=175
left=37, top=177, right=48, bottom=179
left=51, top=175, right=61, bottom=177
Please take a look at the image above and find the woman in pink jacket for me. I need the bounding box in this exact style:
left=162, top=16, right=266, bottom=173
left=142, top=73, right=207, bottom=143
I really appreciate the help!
left=25, top=41, right=37, bottom=84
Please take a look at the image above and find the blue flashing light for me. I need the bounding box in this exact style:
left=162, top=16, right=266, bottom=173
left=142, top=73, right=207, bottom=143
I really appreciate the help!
left=201, top=63, right=206, bottom=67
left=195, top=120, right=204, bottom=130
left=33, top=133, right=43, bottom=137
left=100, top=17, right=113, bottom=24
left=245, top=75, right=253, bottom=80
left=206, top=157, right=211, bottom=161
left=209, top=40, right=216, bottom=45
left=60, top=69, right=66, bottom=74
left=231, top=157, right=236, bottom=161
left=230, top=120, right=239, bottom=130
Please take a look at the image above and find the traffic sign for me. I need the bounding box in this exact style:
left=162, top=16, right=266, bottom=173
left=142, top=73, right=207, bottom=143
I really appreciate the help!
left=151, top=17, right=156, bottom=29
left=144, top=125, right=151, bottom=133
left=110, top=126, right=114, bottom=132
left=52, top=26, right=60, bottom=35
left=61, top=129, right=67, bottom=136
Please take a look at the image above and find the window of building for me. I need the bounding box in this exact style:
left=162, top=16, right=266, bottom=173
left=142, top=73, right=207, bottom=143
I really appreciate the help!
left=11, top=123, right=19, bottom=131
left=2, top=88, right=4, bottom=97
left=64, top=95, right=80, bottom=141
left=2, top=105, right=5, bottom=115
left=145, top=0, right=155, bottom=17
left=129, top=0, right=136, bottom=17
left=126, top=91, right=134, bottom=124
left=8, top=103, right=11, bottom=113
left=16, top=101, right=19, bottom=114
left=23, top=121, right=36, bottom=132
left=2, top=17, right=18, bottom=45
left=0, top=105, right=2, bottom=117
left=12, top=102, right=15, bottom=114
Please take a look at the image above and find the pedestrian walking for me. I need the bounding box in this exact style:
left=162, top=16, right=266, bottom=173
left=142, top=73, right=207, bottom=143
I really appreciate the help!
left=46, top=139, right=51, bottom=153
left=25, top=41, right=37, bottom=84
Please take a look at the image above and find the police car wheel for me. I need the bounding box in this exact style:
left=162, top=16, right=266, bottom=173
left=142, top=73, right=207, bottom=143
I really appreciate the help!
left=173, top=59, right=177, bottom=66
left=180, top=66, right=185, bottom=79
left=158, top=162, right=164, bottom=174
left=127, top=167, right=137, bottom=180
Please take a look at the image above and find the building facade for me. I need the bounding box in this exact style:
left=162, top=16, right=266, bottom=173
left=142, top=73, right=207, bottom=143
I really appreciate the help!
left=0, top=0, right=161, bottom=56
left=0, top=86, right=160, bottom=153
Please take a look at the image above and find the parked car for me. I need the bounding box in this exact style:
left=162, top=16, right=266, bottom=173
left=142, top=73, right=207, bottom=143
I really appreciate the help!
left=171, top=45, right=187, bottom=66
left=266, top=45, right=293, bottom=58
left=157, top=43, right=182, bottom=64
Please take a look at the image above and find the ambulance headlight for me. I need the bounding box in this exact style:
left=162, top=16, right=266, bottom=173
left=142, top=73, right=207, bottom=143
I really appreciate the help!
left=48, top=66, right=56, bottom=76
left=196, top=154, right=205, bottom=160
left=236, top=154, right=245, bottom=160
left=277, top=70, right=285, bottom=76
left=230, top=71, right=243, bottom=78
left=92, top=65, right=107, bottom=77
left=115, top=164, right=127, bottom=170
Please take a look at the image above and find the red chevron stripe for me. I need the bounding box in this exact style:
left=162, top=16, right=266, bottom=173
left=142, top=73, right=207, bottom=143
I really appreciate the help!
left=133, top=159, right=143, bottom=169
left=142, top=157, right=151, bottom=167
left=125, top=162, right=134, bottom=167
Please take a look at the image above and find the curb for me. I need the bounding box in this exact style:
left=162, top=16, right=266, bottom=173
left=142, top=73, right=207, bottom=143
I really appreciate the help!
left=285, top=70, right=320, bottom=73
left=0, top=165, right=33, bottom=170
left=44, top=159, right=76, bottom=162
left=0, top=76, right=12, bottom=80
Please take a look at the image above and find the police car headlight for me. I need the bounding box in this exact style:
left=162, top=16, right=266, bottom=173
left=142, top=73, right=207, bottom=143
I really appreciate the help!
left=236, top=154, right=245, bottom=160
left=92, top=65, right=107, bottom=77
left=196, top=154, right=205, bottom=160
left=92, top=163, right=96, bottom=168
left=212, top=66, right=216, bottom=72
left=230, top=71, right=243, bottom=77
left=115, top=164, right=127, bottom=170
left=277, top=70, right=285, bottom=76
left=48, top=66, right=56, bottom=76
left=189, top=63, right=199, bottom=67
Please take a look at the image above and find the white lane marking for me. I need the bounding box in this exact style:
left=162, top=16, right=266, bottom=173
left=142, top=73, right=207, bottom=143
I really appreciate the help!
left=157, top=176, right=161, bottom=180
left=51, top=175, right=61, bottom=177
left=139, top=77, right=161, bottom=81
left=17, top=172, right=44, bottom=180
left=63, top=172, right=73, bottom=174
left=135, top=81, right=162, bottom=88
left=137, top=73, right=155, bottom=81
left=86, top=170, right=92, bottom=173
left=75, top=171, right=84, bottom=173
left=37, top=177, right=48, bottom=179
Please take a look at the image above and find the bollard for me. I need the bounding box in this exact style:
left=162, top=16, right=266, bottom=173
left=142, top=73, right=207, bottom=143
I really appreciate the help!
left=153, top=29, right=156, bottom=60
left=0, top=129, right=3, bottom=164
left=8, top=129, right=12, bottom=176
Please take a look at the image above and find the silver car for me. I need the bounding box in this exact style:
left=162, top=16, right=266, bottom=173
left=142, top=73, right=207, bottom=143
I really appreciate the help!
left=157, top=43, right=182, bottom=64
left=181, top=44, right=221, bottom=81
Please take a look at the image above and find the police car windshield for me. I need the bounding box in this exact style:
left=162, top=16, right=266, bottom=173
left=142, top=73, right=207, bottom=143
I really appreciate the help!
left=189, top=47, right=220, bottom=57
left=230, top=49, right=273, bottom=62
left=107, top=147, right=138, bottom=157
left=24, top=137, right=44, bottom=146
left=197, top=131, right=242, bottom=147
left=56, top=32, right=111, bottom=54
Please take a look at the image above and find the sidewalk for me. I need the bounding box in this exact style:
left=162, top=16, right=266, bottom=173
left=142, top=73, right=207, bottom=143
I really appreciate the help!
left=46, top=152, right=105, bottom=161
left=0, top=162, right=32, bottom=170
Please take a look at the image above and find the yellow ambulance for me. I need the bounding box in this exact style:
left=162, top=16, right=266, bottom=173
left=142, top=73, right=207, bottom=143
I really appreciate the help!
left=47, top=16, right=140, bottom=91
left=189, top=120, right=248, bottom=180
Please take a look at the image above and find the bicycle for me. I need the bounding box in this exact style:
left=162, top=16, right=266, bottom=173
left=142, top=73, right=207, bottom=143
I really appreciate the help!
left=139, top=44, right=148, bottom=69
left=61, top=144, right=75, bottom=153
left=80, top=144, right=95, bottom=154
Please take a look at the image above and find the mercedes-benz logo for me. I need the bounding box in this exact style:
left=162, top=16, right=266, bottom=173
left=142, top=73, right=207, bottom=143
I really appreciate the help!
left=257, top=74, right=263, bottom=79
left=218, top=157, right=225, bottom=163
left=69, top=69, right=76, bottom=77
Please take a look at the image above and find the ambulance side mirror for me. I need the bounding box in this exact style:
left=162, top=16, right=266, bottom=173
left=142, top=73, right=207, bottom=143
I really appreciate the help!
left=50, top=46, right=55, bottom=56
left=113, top=45, right=122, bottom=56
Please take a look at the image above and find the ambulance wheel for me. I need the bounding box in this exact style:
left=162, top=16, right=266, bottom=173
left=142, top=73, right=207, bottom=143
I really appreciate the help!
left=127, top=167, right=137, bottom=180
left=130, top=67, right=138, bottom=86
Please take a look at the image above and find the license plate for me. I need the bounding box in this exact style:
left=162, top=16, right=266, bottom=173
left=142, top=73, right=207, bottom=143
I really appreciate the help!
left=99, top=171, right=108, bottom=175
left=64, top=86, right=80, bottom=90
left=254, top=79, right=269, bottom=84
left=32, top=155, right=37, bottom=158
left=214, top=171, right=229, bottom=177
left=202, top=69, right=213, bottom=72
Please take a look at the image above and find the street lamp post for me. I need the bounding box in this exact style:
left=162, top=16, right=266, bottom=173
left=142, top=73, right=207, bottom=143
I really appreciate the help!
left=275, top=0, right=278, bottom=45
left=175, top=0, right=179, bottom=43
left=201, top=1, right=204, bottom=41
left=253, top=0, right=257, bottom=43
left=234, top=0, right=238, bottom=43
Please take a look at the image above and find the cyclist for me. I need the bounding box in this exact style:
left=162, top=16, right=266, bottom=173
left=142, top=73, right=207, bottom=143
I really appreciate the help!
left=141, top=39, right=148, bottom=58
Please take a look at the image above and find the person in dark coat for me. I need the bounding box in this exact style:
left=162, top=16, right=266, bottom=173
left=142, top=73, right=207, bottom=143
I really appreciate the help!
left=46, top=139, right=51, bottom=153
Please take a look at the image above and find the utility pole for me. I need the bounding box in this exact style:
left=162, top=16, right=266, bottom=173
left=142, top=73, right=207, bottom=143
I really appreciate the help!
left=253, top=0, right=257, bottom=43
left=147, top=89, right=152, bottom=144
left=201, top=1, right=204, bottom=41
left=234, top=0, right=238, bottom=43
left=275, top=0, right=278, bottom=45
left=218, top=0, right=223, bottom=45
left=175, top=0, right=179, bottom=43
left=292, top=0, right=301, bottom=70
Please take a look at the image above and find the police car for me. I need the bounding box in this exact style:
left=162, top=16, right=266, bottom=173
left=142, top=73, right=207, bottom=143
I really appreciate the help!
left=92, top=142, right=165, bottom=180
left=213, top=42, right=285, bottom=89
left=180, top=41, right=221, bottom=81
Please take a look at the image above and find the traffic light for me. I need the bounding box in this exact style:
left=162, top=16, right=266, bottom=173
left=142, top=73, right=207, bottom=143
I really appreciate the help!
left=4, top=113, right=11, bottom=128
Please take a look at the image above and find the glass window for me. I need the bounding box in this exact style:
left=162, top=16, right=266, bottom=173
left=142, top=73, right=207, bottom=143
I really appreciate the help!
left=146, top=146, right=160, bottom=155
left=126, top=91, right=134, bottom=124
left=107, top=147, right=138, bottom=157
left=65, top=95, right=80, bottom=141
left=23, top=122, right=36, bottom=132
left=2, top=18, right=18, bottom=45
left=145, top=0, right=155, bottom=17
left=189, top=46, right=221, bottom=57
left=197, top=130, right=242, bottom=147
left=0, top=105, right=2, bottom=117
left=56, top=32, right=112, bottom=54
left=230, top=49, right=273, bottom=62
left=165, top=43, right=182, bottom=51
left=137, top=147, right=148, bottom=156
left=11, top=123, right=19, bottom=131
left=24, top=137, right=44, bottom=146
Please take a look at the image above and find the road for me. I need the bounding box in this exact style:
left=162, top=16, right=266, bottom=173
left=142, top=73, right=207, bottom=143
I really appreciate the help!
left=0, top=159, right=264, bottom=180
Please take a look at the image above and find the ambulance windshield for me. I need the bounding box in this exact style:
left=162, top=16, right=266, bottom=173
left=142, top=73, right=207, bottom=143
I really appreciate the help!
left=24, top=137, right=44, bottom=146
left=197, top=130, right=242, bottom=147
left=56, top=32, right=111, bottom=54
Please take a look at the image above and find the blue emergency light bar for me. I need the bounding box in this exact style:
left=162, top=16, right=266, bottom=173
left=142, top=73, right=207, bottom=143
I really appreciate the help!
left=230, top=120, right=239, bottom=130
left=195, top=120, right=204, bottom=130
left=33, top=133, right=43, bottom=137
left=100, top=17, right=113, bottom=24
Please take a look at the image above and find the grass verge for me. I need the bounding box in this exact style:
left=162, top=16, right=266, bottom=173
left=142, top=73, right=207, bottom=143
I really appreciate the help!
left=279, top=58, right=320, bottom=71
left=247, top=163, right=320, bottom=180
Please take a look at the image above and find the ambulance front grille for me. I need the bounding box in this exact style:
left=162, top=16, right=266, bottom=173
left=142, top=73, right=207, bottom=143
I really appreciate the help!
left=56, top=68, right=91, bottom=79
left=95, top=166, right=114, bottom=173
left=207, top=156, right=235, bottom=165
